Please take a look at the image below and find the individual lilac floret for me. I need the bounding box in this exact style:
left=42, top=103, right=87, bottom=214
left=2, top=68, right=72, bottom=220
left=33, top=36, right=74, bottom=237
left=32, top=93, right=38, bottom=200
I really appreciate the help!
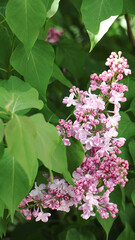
left=35, top=212, right=51, bottom=223
left=46, top=27, right=64, bottom=43
left=18, top=52, right=130, bottom=223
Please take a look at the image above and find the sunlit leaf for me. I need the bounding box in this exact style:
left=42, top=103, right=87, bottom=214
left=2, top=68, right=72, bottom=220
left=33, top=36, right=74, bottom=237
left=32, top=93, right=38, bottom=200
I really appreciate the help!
left=0, top=142, right=4, bottom=160
left=81, top=0, right=123, bottom=49
left=0, top=119, right=4, bottom=142
left=47, top=0, right=60, bottom=18
left=5, top=115, right=37, bottom=185
left=0, top=76, right=43, bottom=113
left=31, top=113, right=59, bottom=169
left=51, top=138, right=74, bottom=185
left=11, top=41, right=54, bottom=97
left=88, top=16, right=117, bottom=51
left=81, top=0, right=123, bottom=35
left=6, top=0, right=46, bottom=53
left=0, top=217, right=8, bottom=239
left=0, top=150, right=31, bottom=220
left=0, top=199, right=4, bottom=218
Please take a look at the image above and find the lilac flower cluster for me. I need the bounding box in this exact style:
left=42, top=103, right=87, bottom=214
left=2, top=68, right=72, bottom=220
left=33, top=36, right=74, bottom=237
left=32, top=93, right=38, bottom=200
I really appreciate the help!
left=46, top=27, right=63, bottom=43
left=18, top=52, right=131, bottom=223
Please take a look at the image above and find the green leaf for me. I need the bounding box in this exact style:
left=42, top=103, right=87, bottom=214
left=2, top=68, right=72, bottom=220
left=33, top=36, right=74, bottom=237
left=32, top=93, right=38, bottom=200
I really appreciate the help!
left=0, top=141, right=4, bottom=159
left=0, top=0, right=8, bottom=19
left=42, top=104, right=59, bottom=123
left=128, top=140, right=135, bottom=166
left=123, top=0, right=135, bottom=14
left=0, top=28, right=12, bottom=69
left=0, top=76, right=43, bottom=113
left=116, top=224, right=135, bottom=240
left=0, top=149, right=31, bottom=220
left=88, top=16, right=117, bottom=51
left=31, top=113, right=59, bottom=169
left=128, top=97, right=135, bottom=116
left=52, top=63, right=72, bottom=88
left=118, top=112, right=135, bottom=140
left=125, top=178, right=135, bottom=201
left=0, top=119, right=4, bottom=142
left=81, top=0, right=123, bottom=35
left=69, top=0, right=82, bottom=11
left=0, top=199, right=5, bottom=218
left=66, top=228, right=94, bottom=240
left=52, top=140, right=67, bottom=173
left=43, top=0, right=54, bottom=11
left=121, top=77, right=135, bottom=109
left=110, top=185, right=123, bottom=211
left=0, top=217, right=8, bottom=239
left=81, top=0, right=123, bottom=50
left=6, top=0, right=46, bottom=53
left=131, top=189, right=135, bottom=205
left=119, top=145, right=133, bottom=165
left=66, top=228, right=82, bottom=240
left=56, top=38, right=85, bottom=80
left=5, top=115, right=37, bottom=185
left=36, top=169, right=48, bottom=186
left=119, top=203, right=135, bottom=228
left=96, top=213, right=115, bottom=240
left=10, top=41, right=54, bottom=97
left=51, top=138, right=74, bottom=185
left=47, top=0, right=60, bottom=18
left=66, top=137, right=85, bottom=174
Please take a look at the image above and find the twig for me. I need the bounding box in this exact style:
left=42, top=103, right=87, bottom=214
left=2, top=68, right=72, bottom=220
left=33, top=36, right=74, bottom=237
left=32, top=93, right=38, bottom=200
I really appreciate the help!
left=125, top=14, right=135, bottom=55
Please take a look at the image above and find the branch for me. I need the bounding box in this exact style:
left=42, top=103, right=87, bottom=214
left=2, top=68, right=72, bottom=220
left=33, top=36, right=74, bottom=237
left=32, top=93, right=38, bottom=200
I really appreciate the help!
left=125, top=14, right=135, bottom=55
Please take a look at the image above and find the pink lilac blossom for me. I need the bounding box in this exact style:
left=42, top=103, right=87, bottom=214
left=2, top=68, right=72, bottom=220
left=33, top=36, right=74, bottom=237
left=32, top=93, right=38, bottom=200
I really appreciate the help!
left=18, top=52, right=130, bottom=223
left=46, top=27, right=64, bottom=43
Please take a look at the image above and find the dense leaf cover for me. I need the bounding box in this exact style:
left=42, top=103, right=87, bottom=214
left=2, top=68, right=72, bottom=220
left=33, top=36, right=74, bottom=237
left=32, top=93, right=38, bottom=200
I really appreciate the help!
left=0, top=0, right=135, bottom=239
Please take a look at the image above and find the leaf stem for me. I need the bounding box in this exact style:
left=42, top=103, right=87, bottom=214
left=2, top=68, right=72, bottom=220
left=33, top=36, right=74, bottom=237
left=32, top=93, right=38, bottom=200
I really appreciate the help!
left=49, top=169, right=54, bottom=183
left=0, top=111, right=8, bottom=115
left=65, top=111, right=74, bottom=121
left=0, top=67, right=8, bottom=73
left=0, top=19, right=6, bottom=25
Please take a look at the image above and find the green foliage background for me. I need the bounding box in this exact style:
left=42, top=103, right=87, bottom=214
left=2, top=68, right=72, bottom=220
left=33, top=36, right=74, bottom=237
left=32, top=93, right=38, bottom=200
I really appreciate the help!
left=0, top=0, right=135, bottom=239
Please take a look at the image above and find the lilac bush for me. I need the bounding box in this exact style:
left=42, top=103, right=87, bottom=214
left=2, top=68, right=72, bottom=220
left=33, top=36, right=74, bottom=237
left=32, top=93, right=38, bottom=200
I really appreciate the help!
left=1, top=1, right=135, bottom=238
